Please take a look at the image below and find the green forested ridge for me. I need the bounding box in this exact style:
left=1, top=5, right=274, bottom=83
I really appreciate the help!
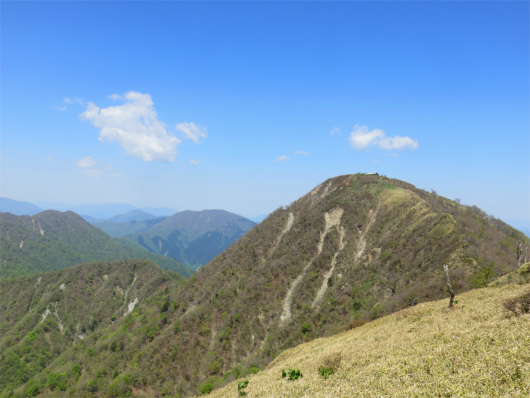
left=0, top=210, right=192, bottom=279
left=122, top=209, right=256, bottom=270
left=0, top=259, right=183, bottom=397
left=93, top=217, right=166, bottom=238
left=1, top=174, right=528, bottom=397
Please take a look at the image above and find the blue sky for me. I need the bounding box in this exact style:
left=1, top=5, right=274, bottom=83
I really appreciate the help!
left=1, top=1, right=528, bottom=230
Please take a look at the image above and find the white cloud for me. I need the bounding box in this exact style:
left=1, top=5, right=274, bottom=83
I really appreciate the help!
left=349, top=125, right=418, bottom=151
left=56, top=106, right=67, bottom=111
left=165, top=174, right=173, bottom=179
left=76, top=156, right=96, bottom=168
left=80, top=91, right=181, bottom=162
left=75, top=156, right=101, bottom=178
left=330, top=127, right=341, bottom=136
left=274, top=155, right=289, bottom=162
left=349, top=125, right=385, bottom=150
left=379, top=136, right=418, bottom=150
left=81, top=168, right=101, bottom=178
left=111, top=173, right=123, bottom=178
left=64, top=97, right=73, bottom=104
left=294, top=150, right=309, bottom=156
left=189, top=159, right=201, bottom=165
left=176, top=122, right=207, bottom=144
left=47, top=156, right=58, bottom=164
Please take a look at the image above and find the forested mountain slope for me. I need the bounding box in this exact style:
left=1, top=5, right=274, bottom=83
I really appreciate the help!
left=0, top=211, right=192, bottom=279
left=0, top=259, right=184, bottom=397
left=123, top=209, right=256, bottom=270
left=202, top=265, right=530, bottom=398
left=1, top=174, right=528, bottom=397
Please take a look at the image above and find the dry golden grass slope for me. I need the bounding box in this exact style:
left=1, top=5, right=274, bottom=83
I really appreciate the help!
left=201, top=266, right=530, bottom=398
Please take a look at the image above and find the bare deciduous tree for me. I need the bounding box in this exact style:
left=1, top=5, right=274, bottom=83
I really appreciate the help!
left=443, top=264, right=455, bottom=308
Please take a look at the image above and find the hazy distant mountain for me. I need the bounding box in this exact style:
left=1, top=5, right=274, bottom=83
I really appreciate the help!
left=36, top=202, right=137, bottom=219
left=248, top=213, right=269, bottom=223
left=106, top=209, right=157, bottom=223
left=0, top=197, right=42, bottom=215
left=0, top=210, right=192, bottom=279
left=140, top=207, right=177, bottom=217
left=79, top=214, right=103, bottom=223
left=94, top=217, right=166, bottom=238
left=34, top=202, right=177, bottom=220
left=124, top=209, right=256, bottom=270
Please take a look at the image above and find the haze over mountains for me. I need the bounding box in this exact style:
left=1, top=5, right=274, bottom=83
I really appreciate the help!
left=1, top=174, right=528, bottom=397
left=1, top=197, right=257, bottom=272
left=0, top=211, right=192, bottom=279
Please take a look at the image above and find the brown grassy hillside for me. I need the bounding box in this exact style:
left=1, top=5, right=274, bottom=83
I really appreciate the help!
left=201, top=269, right=530, bottom=397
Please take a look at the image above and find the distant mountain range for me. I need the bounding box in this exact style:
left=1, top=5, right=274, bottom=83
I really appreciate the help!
left=119, top=210, right=256, bottom=270
left=0, top=197, right=43, bottom=216
left=1, top=198, right=256, bottom=271
left=0, top=210, right=192, bottom=279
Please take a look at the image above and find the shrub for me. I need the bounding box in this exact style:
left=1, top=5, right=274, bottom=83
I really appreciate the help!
left=318, top=352, right=342, bottom=379
left=200, top=382, right=213, bottom=395
left=24, top=382, right=40, bottom=397
left=503, top=289, right=530, bottom=316
left=47, top=372, right=67, bottom=391
left=208, top=360, right=221, bottom=375
left=237, top=380, right=249, bottom=396
left=301, top=322, right=311, bottom=334
left=344, top=319, right=367, bottom=330
left=281, top=367, right=303, bottom=381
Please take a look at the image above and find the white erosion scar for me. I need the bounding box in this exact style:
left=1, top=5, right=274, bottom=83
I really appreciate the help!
left=270, top=212, right=294, bottom=256
left=279, top=207, right=344, bottom=325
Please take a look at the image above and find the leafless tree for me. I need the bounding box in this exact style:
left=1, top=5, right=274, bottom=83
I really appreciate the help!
left=443, top=264, right=455, bottom=308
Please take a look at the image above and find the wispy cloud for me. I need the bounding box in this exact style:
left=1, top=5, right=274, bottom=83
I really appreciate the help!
left=80, top=92, right=182, bottom=162
left=47, top=156, right=58, bottom=164
left=76, top=156, right=101, bottom=178
left=349, top=125, right=418, bottom=151
left=111, top=173, right=123, bottom=178
left=81, top=168, right=101, bottom=178
left=64, top=97, right=73, bottom=104
left=76, top=156, right=96, bottom=168
left=294, top=150, right=309, bottom=156
left=330, top=127, right=341, bottom=136
left=189, top=159, right=201, bottom=165
left=176, top=122, right=207, bottom=144
left=274, top=155, right=289, bottom=162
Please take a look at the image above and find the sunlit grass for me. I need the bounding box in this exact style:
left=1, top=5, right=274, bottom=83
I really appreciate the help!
left=201, top=281, right=530, bottom=397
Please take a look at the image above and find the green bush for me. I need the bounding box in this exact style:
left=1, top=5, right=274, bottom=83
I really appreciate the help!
left=47, top=372, right=68, bottom=391
left=24, top=382, right=40, bottom=397
left=200, top=382, right=213, bottom=395
left=301, top=322, right=311, bottom=334
left=238, top=379, right=249, bottom=396
left=281, top=367, right=303, bottom=381
left=318, top=352, right=341, bottom=379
